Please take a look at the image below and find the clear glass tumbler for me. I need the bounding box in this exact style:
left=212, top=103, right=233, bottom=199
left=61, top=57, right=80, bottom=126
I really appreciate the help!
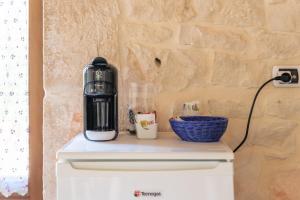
left=127, top=83, right=157, bottom=134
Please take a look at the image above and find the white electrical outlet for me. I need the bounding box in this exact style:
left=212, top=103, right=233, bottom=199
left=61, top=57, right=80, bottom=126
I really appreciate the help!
left=272, top=66, right=300, bottom=87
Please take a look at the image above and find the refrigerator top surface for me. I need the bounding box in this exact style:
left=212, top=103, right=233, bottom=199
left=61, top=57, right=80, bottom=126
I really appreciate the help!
left=57, top=132, right=234, bottom=161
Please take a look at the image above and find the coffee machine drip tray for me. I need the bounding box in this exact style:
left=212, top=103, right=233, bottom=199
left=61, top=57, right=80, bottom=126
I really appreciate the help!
left=85, top=130, right=117, bottom=141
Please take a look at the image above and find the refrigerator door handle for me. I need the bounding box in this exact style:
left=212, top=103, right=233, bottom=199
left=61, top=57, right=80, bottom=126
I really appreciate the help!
left=70, top=161, right=220, bottom=171
left=56, top=160, right=233, bottom=177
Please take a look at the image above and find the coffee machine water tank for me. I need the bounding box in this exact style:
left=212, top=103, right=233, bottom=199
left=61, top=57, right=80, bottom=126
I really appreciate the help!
left=83, top=57, right=118, bottom=141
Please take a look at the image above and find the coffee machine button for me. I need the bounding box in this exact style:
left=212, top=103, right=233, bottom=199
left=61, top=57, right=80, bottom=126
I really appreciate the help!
left=95, top=70, right=103, bottom=80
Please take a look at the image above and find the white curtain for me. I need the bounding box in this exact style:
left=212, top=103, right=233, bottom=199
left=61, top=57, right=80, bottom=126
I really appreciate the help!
left=0, top=0, right=29, bottom=197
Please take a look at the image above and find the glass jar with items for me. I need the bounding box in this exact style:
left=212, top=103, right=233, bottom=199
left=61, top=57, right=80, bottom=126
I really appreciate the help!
left=127, top=83, right=158, bottom=139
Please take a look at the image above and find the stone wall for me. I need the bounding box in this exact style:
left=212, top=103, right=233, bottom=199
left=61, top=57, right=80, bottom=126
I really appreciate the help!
left=44, top=0, right=300, bottom=199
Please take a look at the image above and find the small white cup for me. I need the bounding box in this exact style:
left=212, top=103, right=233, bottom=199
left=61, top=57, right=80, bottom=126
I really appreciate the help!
left=135, top=122, right=158, bottom=139
left=135, top=113, right=158, bottom=139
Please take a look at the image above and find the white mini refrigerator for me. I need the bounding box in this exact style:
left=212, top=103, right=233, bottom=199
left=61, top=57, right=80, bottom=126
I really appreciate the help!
left=56, top=132, right=234, bottom=200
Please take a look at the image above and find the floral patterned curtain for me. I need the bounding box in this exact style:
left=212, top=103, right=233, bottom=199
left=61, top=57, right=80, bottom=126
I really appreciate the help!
left=0, top=0, right=29, bottom=197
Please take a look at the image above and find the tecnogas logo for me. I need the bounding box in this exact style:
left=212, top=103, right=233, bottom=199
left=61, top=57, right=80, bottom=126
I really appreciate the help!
left=134, top=190, right=162, bottom=198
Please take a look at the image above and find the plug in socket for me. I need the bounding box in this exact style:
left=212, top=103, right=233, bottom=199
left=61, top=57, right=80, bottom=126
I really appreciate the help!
left=273, top=66, right=300, bottom=87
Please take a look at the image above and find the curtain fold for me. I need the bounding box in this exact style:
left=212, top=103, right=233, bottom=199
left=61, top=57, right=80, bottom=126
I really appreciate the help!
left=0, top=0, right=29, bottom=197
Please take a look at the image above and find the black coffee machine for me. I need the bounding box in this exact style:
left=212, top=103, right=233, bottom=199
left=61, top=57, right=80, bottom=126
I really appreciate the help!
left=83, top=57, right=118, bottom=141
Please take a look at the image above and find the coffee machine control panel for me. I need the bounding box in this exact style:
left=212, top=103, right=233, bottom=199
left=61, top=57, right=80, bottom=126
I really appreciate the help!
left=95, top=70, right=103, bottom=81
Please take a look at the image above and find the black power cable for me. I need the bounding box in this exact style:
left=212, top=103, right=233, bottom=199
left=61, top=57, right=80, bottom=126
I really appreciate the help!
left=233, top=73, right=292, bottom=152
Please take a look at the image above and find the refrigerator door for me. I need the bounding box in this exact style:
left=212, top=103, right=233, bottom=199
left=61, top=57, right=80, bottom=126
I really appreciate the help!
left=57, top=160, right=234, bottom=200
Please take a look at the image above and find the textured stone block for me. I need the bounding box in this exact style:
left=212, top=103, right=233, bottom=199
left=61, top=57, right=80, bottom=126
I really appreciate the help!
left=121, top=23, right=173, bottom=44
left=254, top=30, right=300, bottom=59
left=159, top=49, right=210, bottom=91
left=121, top=0, right=265, bottom=27
left=179, top=25, right=249, bottom=54
left=192, top=0, right=265, bottom=27
left=121, top=44, right=169, bottom=84
left=172, top=49, right=211, bottom=87
left=121, top=45, right=210, bottom=92
left=265, top=1, right=296, bottom=32
left=250, top=118, right=297, bottom=158
left=211, top=53, right=243, bottom=86
left=44, top=0, right=120, bottom=91
left=159, top=51, right=197, bottom=92
left=265, top=98, right=300, bottom=119
left=270, top=170, right=300, bottom=200
left=207, top=99, right=262, bottom=118
left=119, top=0, right=196, bottom=22
left=266, top=2, right=300, bottom=32
left=266, top=0, right=287, bottom=3
left=295, top=4, right=300, bottom=31
left=211, top=53, right=267, bottom=87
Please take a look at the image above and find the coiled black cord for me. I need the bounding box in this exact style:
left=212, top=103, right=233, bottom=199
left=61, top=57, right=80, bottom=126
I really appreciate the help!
left=233, top=73, right=292, bottom=152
